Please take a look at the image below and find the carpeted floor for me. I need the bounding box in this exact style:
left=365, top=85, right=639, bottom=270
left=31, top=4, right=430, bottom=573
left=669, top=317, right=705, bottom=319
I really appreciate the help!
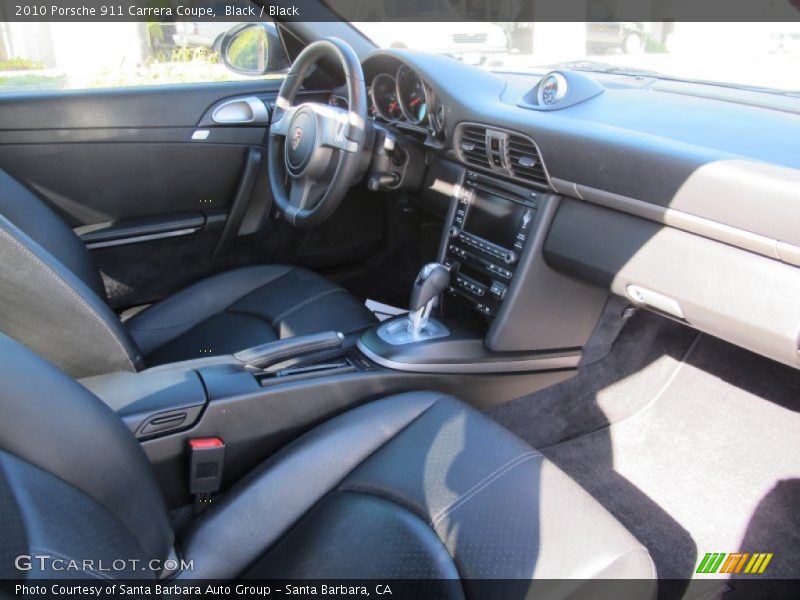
left=488, top=310, right=800, bottom=598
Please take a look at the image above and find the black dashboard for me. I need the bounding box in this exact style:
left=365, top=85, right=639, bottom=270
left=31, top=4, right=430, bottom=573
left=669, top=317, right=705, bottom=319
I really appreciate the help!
left=345, top=48, right=800, bottom=371
left=357, top=48, right=800, bottom=193
left=352, top=49, right=800, bottom=265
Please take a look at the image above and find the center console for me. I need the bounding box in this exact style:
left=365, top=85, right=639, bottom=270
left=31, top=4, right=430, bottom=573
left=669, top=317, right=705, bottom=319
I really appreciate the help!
left=358, top=155, right=609, bottom=374
left=85, top=328, right=562, bottom=508
left=442, top=170, right=539, bottom=319
left=356, top=161, right=591, bottom=375
left=91, top=156, right=608, bottom=511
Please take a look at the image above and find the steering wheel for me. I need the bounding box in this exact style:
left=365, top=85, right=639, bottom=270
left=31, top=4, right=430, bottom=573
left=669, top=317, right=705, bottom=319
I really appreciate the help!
left=268, top=38, right=368, bottom=228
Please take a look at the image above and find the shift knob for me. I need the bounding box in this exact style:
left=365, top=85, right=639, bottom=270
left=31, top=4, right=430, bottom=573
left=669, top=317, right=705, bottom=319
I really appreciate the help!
left=409, top=263, right=450, bottom=313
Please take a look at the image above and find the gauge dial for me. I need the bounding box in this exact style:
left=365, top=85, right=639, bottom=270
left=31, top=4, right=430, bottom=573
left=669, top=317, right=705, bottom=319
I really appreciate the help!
left=396, top=64, right=428, bottom=124
left=537, top=72, right=568, bottom=107
left=367, top=89, right=378, bottom=118
left=370, top=73, right=403, bottom=121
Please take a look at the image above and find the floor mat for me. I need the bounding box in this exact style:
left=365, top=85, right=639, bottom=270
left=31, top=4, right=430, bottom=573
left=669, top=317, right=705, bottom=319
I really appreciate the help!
left=488, top=309, right=699, bottom=449
left=489, top=313, right=800, bottom=597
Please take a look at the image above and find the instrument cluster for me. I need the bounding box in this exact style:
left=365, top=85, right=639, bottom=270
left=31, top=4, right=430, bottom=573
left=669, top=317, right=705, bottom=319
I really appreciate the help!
left=368, top=64, right=445, bottom=138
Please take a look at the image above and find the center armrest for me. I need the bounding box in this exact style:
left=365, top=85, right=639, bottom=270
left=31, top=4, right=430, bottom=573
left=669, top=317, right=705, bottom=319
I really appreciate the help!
left=233, top=330, right=345, bottom=371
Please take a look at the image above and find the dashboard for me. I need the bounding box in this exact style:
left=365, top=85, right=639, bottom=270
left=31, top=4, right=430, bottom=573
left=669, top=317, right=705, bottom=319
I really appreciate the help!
left=342, top=49, right=800, bottom=372
left=351, top=50, right=800, bottom=266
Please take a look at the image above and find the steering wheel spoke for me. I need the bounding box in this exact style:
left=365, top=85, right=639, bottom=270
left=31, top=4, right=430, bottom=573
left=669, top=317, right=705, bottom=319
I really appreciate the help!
left=317, top=106, right=360, bottom=153
left=288, top=178, right=325, bottom=214
left=269, top=105, right=298, bottom=137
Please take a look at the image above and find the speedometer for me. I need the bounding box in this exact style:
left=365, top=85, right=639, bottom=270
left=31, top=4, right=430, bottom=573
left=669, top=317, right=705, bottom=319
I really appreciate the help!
left=371, top=73, right=403, bottom=121
left=396, top=64, right=428, bottom=124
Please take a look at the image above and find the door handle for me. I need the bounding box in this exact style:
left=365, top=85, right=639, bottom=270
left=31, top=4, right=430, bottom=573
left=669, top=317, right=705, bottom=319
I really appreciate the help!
left=211, top=96, right=270, bottom=125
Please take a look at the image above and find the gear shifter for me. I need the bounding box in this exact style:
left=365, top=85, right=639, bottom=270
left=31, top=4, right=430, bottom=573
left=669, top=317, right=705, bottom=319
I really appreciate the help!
left=408, top=263, right=450, bottom=338
left=373, top=263, right=451, bottom=346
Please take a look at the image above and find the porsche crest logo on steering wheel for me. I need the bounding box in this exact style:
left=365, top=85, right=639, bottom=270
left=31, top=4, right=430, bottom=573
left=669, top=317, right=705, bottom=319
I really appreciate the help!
left=291, top=127, right=303, bottom=150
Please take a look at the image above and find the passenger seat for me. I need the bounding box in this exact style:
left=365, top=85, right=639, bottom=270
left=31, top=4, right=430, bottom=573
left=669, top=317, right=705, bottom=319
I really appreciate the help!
left=0, top=333, right=655, bottom=588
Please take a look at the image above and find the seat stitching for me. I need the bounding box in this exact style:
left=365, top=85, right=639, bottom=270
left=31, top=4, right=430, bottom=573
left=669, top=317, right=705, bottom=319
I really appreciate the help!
left=332, top=394, right=450, bottom=494
left=225, top=308, right=280, bottom=322
left=430, top=450, right=541, bottom=527
left=129, top=266, right=295, bottom=333
left=217, top=265, right=295, bottom=318
left=270, top=288, right=349, bottom=327
left=29, top=547, right=117, bottom=582
left=0, top=226, right=136, bottom=370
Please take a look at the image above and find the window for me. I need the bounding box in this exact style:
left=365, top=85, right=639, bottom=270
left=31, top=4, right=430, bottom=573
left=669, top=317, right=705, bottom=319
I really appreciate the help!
left=354, top=20, right=800, bottom=94
left=0, top=18, right=287, bottom=93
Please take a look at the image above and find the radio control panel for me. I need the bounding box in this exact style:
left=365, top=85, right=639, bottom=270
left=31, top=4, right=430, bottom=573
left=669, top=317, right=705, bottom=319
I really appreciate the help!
left=443, top=171, right=537, bottom=318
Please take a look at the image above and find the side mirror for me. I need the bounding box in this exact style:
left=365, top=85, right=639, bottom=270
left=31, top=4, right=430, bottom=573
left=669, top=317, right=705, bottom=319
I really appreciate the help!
left=220, top=22, right=290, bottom=76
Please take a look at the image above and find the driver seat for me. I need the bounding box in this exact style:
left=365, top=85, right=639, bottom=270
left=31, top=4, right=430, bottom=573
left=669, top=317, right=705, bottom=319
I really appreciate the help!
left=0, top=170, right=377, bottom=377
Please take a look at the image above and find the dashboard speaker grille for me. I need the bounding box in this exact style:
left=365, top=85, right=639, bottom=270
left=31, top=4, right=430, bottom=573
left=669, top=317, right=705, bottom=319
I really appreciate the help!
left=458, top=125, right=490, bottom=169
left=506, top=133, right=548, bottom=186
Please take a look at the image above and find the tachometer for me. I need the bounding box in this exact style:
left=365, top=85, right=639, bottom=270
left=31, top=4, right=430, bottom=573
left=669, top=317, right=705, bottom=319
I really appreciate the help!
left=396, top=64, right=428, bottom=124
left=371, top=73, right=403, bottom=121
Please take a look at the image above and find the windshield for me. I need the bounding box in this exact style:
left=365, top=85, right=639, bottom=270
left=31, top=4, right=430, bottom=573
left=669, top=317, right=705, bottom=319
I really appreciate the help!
left=353, top=21, right=800, bottom=94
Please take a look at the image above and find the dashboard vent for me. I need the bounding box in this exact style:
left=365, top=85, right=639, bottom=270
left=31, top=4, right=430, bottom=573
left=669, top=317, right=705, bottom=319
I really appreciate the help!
left=458, top=125, right=490, bottom=169
left=506, top=134, right=548, bottom=186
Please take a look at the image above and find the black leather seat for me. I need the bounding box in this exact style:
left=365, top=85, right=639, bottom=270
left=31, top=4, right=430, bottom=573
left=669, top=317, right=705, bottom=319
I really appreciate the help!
left=125, top=264, right=376, bottom=367
left=0, top=334, right=656, bottom=586
left=0, top=170, right=376, bottom=377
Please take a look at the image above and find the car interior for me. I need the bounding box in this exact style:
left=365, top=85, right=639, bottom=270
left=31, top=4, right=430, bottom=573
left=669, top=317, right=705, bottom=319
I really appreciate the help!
left=0, top=10, right=799, bottom=599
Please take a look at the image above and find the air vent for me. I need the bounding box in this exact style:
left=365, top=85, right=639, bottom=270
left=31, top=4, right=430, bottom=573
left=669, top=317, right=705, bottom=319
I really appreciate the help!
left=506, top=133, right=548, bottom=186
left=456, top=123, right=551, bottom=189
left=457, top=125, right=490, bottom=169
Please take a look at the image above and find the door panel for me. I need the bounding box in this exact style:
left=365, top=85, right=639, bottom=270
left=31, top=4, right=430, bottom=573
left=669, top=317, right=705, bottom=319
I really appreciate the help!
left=0, top=82, right=385, bottom=310
left=94, top=188, right=385, bottom=310
left=0, top=81, right=282, bottom=130
left=0, top=142, right=250, bottom=224
left=77, top=211, right=210, bottom=249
